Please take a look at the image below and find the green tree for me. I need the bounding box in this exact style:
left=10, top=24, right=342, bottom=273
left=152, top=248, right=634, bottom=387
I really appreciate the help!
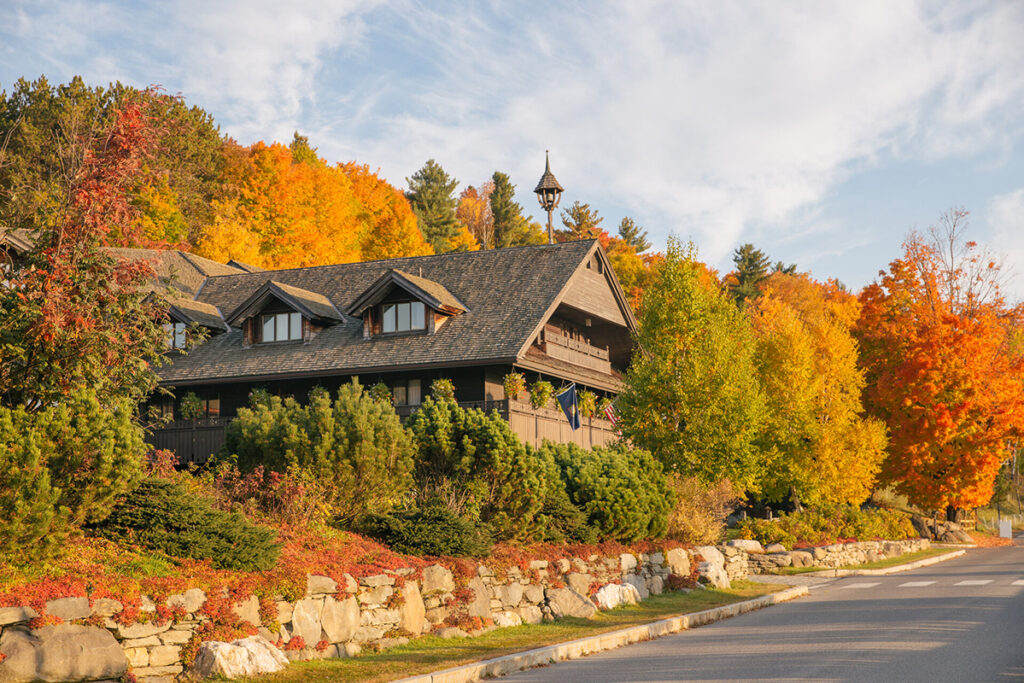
left=560, top=200, right=603, bottom=240
left=728, top=243, right=771, bottom=304
left=405, top=159, right=460, bottom=253
left=490, top=171, right=544, bottom=247
left=617, top=238, right=767, bottom=490
left=289, top=131, right=321, bottom=166
left=618, top=216, right=651, bottom=253
left=223, top=381, right=415, bottom=524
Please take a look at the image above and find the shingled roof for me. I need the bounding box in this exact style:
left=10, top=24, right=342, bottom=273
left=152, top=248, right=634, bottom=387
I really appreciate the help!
left=111, top=249, right=247, bottom=295
left=159, top=240, right=601, bottom=384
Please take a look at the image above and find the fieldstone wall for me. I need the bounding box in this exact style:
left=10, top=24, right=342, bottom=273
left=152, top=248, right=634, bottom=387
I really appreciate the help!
left=0, top=538, right=929, bottom=683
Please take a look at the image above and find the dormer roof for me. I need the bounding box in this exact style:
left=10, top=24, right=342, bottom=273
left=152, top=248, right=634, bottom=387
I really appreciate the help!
left=345, top=268, right=467, bottom=317
left=167, top=297, right=229, bottom=332
left=225, top=280, right=343, bottom=327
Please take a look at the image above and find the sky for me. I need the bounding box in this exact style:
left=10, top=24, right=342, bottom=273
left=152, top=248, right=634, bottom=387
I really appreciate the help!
left=3, top=0, right=1024, bottom=298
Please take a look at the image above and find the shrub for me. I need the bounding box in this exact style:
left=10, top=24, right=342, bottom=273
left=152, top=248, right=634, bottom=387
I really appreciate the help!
left=89, top=478, right=280, bottom=571
left=578, top=390, right=597, bottom=417
left=207, top=462, right=333, bottom=528
left=529, top=381, right=554, bottom=409
left=430, top=378, right=456, bottom=400
left=665, top=475, right=740, bottom=544
left=0, top=390, right=147, bottom=563
left=369, top=382, right=393, bottom=405
left=358, top=506, right=492, bottom=557
left=223, top=380, right=415, bottom=524
left=179, top=391, right=203, bottom=420
left=406, top=396, right=547, bottom=541
left=735, top=505, right=916, bottom=549
left=542, top=442, right=674, bottom=542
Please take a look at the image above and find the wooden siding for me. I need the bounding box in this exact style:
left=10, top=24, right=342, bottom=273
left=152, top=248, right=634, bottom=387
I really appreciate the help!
left=560, top=267, right=626, bottom=326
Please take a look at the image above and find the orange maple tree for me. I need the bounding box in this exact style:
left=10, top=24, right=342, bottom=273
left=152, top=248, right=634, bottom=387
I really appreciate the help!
left=340, top=162, right=432, bottom=260
left=856, top=215, right=1024, bottom=513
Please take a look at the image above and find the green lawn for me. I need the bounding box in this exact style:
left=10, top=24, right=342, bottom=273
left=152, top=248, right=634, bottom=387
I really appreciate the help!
left=777, top=546, right=953, bottom=575
left=242, top=581, right=782, bottom=683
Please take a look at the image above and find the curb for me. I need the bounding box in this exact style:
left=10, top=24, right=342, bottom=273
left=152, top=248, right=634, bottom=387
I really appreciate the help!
left=393, top=585, right=808, bottom=683
left=797, top=549, right=967, bottom=578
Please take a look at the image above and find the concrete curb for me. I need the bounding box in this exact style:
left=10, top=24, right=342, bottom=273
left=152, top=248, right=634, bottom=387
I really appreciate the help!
left=392, top=586, right=809, bottom=683
left=798, top=549, right=967, bottom=578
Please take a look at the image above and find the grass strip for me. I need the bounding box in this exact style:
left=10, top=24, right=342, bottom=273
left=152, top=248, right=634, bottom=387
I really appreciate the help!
left=242, top=581, right=782, bottom=683
left=777, top=546, right=953, bottom=575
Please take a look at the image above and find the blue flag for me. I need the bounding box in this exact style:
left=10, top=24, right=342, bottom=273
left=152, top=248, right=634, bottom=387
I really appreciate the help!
left=556, top=384, right=581, bottom=430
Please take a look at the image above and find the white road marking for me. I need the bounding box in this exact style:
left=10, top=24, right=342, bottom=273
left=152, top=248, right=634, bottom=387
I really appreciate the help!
left=1011, top=580, right=1024, bottom=586
left=955, top=579, right=993, bottom=586
left=842, top=582, right=881, bottom=589
left=898, top=581, right=935, bottom=587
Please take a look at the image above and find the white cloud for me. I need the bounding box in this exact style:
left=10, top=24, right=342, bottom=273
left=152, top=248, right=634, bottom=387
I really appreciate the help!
left=986, top=188, right=1024, bottom=303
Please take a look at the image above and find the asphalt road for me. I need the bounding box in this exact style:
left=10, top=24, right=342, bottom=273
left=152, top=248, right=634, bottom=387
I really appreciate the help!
left=502, top=542, right=1024, bottom=683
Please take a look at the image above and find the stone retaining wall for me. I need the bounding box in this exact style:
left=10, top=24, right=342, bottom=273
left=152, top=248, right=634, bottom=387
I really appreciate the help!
left=0, top=538, right=928, bottom=683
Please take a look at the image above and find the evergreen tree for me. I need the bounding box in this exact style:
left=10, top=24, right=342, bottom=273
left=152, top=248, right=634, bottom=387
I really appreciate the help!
left=560, top=200, right=603, bottom=240
left=405, top=159, right=460, bottom=253
left=490, top=171, right=544, bottom=248
left=288, top=131, right=320, bottom=165
left=773, top=260, right=797, bottom=275
left=729, top=243, right=771, bottom=304
left=618, top=216, right=651, bottom=253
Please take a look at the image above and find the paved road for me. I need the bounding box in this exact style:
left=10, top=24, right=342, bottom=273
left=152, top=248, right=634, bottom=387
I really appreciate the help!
left=503, top=542, right=1024, bottom=682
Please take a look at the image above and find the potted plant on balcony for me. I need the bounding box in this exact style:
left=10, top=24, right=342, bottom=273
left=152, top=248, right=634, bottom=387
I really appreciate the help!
left=578, top=390, right=597, bottom=417
left=529, top=380, right=554, bottom=409
left=179, top=391, right=203, bottom=421
left=503, top=372, right=527, bottom=401
left=431, top=378, right=456, bottom=401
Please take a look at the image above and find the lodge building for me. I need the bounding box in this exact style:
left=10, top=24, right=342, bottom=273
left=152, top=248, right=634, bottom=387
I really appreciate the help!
left=146, top=239, right=635, bottom=463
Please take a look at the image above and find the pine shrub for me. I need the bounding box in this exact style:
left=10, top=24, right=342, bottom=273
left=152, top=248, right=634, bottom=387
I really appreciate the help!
left=223, top=380, right=415, bottom=524
left=90, top=478, right=280, bottom=571
left=358, top=506, right=492, bottom=557
left=543, top=442, right=674, bottom=542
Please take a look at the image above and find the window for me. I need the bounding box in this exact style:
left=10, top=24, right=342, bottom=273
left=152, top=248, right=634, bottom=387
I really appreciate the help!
left=381, top=301, right=426, bottom=334
left=164, top=322, right=187, bottom=350
left=392, top=379, right=422, bottom=407
left=260, top=312, right=303, bottom=342
left=203, top=396, right=220, bottom=418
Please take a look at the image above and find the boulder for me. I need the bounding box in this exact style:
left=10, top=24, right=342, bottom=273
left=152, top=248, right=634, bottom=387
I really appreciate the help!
left=400, top=581, right=426, bottom=635
left=493, top=610, right=522, bottom=628
left=0, top=624, right=127, bottom=683
left=186, top=636, right=287, bottom=680
left=90, top=598, right=123, bottom=617
left=619, top=553, right=638, bottom=572
left=665, top=548, right=691, bottom=576
left=496, top=582, right=524, bottom=608
left=435, top=627, right=469, bottom=639
left=567, top=573, right=595, bottom=597
left=647, top=575, right=664, bottom=595
left=321, top=595, right=360, bottom=643
left=726, top=539, right=764, bottom=554
left=695, top=545, right=725, bottom=565
left=167, top=588, right=206, bottom=613
left=593, top=583, right=641, bottom=610
left=764, top=543, right=787, bottom=553
left=421, top=565, right=455, bottom=595
left=522, top=584, right=545, bottom=604
left=518, top=605, right=544, bottom=624
left=790, top=551, right=814, bottom=568
left=545, top=587, right=597, bottom=619
left=307, top=574, right=338, bottom=596
left=290, top=598, right=324, bottom=644
left=0, top=607, right=37, bottom=626
left=697, top=562, right=730, bottom=589
left=623, top=574, right=649, bottom=600
left=232, top=595, right=261, bottom=626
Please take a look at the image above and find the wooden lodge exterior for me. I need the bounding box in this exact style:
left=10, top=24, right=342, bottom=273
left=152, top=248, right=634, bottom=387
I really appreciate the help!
left=147, top=240, right=636, bottom=463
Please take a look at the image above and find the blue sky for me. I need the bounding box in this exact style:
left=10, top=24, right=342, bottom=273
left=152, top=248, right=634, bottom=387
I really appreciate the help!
left=3, top=1, right=1024, bottom=298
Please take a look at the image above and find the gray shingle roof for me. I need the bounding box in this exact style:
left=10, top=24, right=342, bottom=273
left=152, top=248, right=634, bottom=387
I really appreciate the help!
left=168, top=297, right=229, bottom=331
left=159, top=240, right=598, bottom=384
left=110, top=249, right=246, bottom=295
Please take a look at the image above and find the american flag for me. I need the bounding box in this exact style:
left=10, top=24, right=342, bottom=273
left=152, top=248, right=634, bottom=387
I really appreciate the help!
left=603, top=399, right=618, bottom=425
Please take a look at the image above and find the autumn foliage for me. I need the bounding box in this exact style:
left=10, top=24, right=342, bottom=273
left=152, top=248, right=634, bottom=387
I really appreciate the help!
left=856, top=217, right=1024, bottom=511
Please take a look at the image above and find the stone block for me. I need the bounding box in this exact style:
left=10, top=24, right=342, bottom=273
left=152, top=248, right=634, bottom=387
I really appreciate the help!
left=290, top=598, right=324, bottom=645
left=425, top=607, right=448, bottom=625
left=276, top=600, right=293, bottom=624
left=160, top=628, right=193, bottom=645
left=435, top=626, right=469, bottom=639
left=528, top=560, right=548, bottom=570
left=624, top=574, right=649, bottom=600
left=124, top=646, right=149, bottom=668
left=665, top=548, right=690, bottom=576
left=233, top=595, right=261, bottom=627
left=0, top=624, right=127, bottom=682
left=493, top=610, right=522, bottom=628
left=400, top=581, right=426, bottom=635
left=0, top=607, right=37, bottom=626
left=421, top=564, right=456, bottom=595
left=567, top=573, right=595, bottom=597
left=518, top=605, right=544, bottom=625
left=695, top=545, right=725, bottom=565
left=117, top=621, right=170, bottom=639
left=358, top=574, right=394, bottom=588
left=44, top=597, right=90, bottom=622
left=593, top=582, right=641, bottom=610
left=187, top=636, right=287, bottom=679
left=360, top=608, right=400, bottom=626
left=647, top=575, right=664, bottom=595
left=321, top=595, right=360, bottom=644
left=497, top=582, right=524, bottom=607
left=167, top=588, right=206, bottom=613
left=790, top=551, right=814, bottom=568
left=467, top=577, right=491, bottom=619
left=522, top=584, right=545, bottom=605
left=149, top=644, right=181, bottom=667
left=545, top=587, right=597, bottom=619
left=307, top=574, right=338, bottom=596
left=727, top=539, right=764, bottom=553
left=619, top=553, right=638, bottom=572
left=90, top=598, right=123, bottom=617
left=122, top=635, right=162, bottom=648
left=341, top=573, right=358, bottom=593
left=697, top=562, right=730, bottom=588
left=357, top=585, right=393, bottom=607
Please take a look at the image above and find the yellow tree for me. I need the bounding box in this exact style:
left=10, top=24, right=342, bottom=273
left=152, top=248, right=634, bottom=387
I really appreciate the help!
left=751, top=274, right=887, bottom=507
left=341, top=162, right=433, bottom=260
left=456, top=183, right=494, bottom=248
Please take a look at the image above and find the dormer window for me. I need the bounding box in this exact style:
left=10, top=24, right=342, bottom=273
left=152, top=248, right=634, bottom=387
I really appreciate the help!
left=164, top=322, right=187, bottom=350
left=382, top=301, right=426, bottom=334
left=260, top=312, right=303, bottom=343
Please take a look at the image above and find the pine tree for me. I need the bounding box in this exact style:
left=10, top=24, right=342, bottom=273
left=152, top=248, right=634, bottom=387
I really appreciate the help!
left=618, top=216, right=651, bottom=253
left=490, top=171, right=544, bottom=248
left=405, top=159, right=460, bottom=253
left=729, top=243, right=771, bottom=304
left=560, top=200, right=603, bottom=240
left=289, top=132, right=320, bottom=165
